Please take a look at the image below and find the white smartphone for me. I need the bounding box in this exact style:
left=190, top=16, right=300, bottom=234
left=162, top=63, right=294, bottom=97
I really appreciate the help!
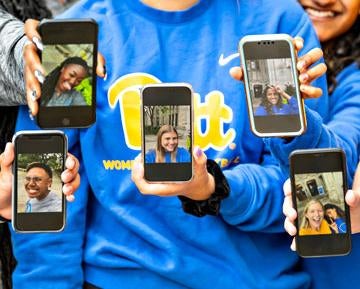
left=239, top=34, right=306, bottom=137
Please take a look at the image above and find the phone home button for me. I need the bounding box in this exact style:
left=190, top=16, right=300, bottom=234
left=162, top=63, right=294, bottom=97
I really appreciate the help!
left=62, top=118, right=70, bottom=126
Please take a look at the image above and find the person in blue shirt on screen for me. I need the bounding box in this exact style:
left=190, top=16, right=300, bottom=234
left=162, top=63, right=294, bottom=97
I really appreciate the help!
left=255, top=84, right=299, bottom=116
left=145, top=124, right=190, bottom=163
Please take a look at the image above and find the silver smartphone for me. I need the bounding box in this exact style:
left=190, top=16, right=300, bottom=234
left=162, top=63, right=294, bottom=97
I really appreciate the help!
left=12, top=130, right=67, bottom=232
left=239, top=34, right=306, bottom=137
left=141, top=83, right=194, bottom=182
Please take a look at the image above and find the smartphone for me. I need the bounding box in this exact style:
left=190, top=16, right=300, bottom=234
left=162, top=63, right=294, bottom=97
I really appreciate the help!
left=239, top=34, right=306, bottom=137
left=37, top=19, right=98, bottom=128
left=12, top=130, right=67, bottom=232
left=141, top=83, right=193, bottom=182
left=289, top=148, right=351, bottom=257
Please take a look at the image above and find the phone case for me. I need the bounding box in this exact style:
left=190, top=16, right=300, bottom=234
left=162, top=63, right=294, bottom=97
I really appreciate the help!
left=239, top=34, right=306, bottom=137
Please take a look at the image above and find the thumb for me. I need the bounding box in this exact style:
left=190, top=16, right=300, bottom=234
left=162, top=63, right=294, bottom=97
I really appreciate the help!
left=0, top=143, right=14, bottom=173
left=193, top=146, right=207, bottom=168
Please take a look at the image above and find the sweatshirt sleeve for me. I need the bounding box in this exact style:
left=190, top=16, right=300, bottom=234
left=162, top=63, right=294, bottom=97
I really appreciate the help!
left=0, top=9, right=27, bottom=105
left=10, top=123, right=88, bottom=289
left=220, top=143, right=286, bottom=233
left=264, top=64, right=360, bottom=185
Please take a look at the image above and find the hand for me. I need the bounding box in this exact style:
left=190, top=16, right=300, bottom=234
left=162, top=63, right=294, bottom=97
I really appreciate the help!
left=23, top=19, right=107, bottom=116
left=229, top=36, right=327, bottom=100
left=0, top=143, right=14, bottom=219
left=345, top=163, right=360, bottom=233
left=0, top=143, right=81, bottom=220
left=131, top=147, right=215, bottom=201
left=283, top=164, right=360, bottom=251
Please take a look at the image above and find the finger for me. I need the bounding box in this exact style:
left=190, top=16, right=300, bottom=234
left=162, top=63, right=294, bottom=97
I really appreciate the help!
left=0, top=143, right=14, bottom=173
left=24, top=19, right=42, bottom=48
left=193, top=146, right=207, bottom=169
left=283, top=195, right=297, bottom=221
left=290, top=238, right=296, bottom=252
left=299, top=63, right=327, bottom=84
left=24, top=44, right=44, bottom=116
left=283, top=178, right=291, bottom=197
left=62, top=183, right=76, bottom=202
left=293, top=36, right=304, bottom=53
left=229, top=66, right=244, bottom=81
left=297, top=48, right=323, bottom=73
left=345, top=189, right=360, bottom=208
left=299, top=84, right=323, bottom=99
left=62, top=173, right=80, bottom=197
left=96, top=52, right=106, bottom=78
left=65, top=153, right=79, bottom=173
left=284, top=217, right=297, bottom=236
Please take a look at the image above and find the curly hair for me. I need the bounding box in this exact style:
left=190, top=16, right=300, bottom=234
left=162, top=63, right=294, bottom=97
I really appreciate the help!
left=322, top=17, right=360, bottom=94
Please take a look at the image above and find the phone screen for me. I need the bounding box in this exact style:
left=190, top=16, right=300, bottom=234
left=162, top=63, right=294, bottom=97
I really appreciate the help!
left=141, top=84, right=193, bottom=182
left=240, top=35, right=305, bottom=136
left=290, top=149, right=351, bottom=257
left=37, top=19, right=98, bottom=128
left=13, top=131, right=67, bottom=232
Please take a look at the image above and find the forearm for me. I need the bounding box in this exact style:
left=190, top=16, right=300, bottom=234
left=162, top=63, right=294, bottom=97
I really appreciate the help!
left=0, top=9, right=27, bottom=105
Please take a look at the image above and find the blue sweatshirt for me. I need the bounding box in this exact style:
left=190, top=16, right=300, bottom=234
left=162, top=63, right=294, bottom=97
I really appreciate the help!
left=12, top=1, right=329, bottom=288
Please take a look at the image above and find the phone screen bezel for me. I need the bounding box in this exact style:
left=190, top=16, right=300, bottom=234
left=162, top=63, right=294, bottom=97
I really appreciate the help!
left=13, top=131, right=67, bottom=232
left=141, top=84, right=193, bottom=182
left=240, top=36, right=306, bottom=137
left=290, top=149, right=351, bottom=257
left=37, top=19, right=98, bottom=128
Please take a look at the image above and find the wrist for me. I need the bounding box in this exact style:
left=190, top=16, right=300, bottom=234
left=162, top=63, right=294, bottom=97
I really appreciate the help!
left=178, top=159, right=230, bottom=217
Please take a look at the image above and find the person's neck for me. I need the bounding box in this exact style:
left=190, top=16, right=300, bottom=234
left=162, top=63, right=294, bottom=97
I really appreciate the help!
left=141, top=0, right=199, bottom=11
left=37, top=191, right=50, bottom=201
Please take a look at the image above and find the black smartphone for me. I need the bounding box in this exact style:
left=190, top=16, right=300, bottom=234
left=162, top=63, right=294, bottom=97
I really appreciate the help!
left=141, top=83, right=193, bottom=182
left=37, top=19, right=98, bottom=128
left=239, top=34, right=306, bottom=137
left=290, top=148, right=351, bottom=257
left=12, top=130, right=67, bottom=232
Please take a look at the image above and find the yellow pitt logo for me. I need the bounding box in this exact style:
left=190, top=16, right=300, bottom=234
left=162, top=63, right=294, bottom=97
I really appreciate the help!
left=108, top=73, right=235, bottom=151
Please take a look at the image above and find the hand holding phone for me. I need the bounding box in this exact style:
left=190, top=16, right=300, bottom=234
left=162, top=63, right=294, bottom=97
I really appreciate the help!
left=289, top=148, right=351, bottom=257
left=35, top=19, right=98, bottom=128
left=12, top=130, right=68, bottom=232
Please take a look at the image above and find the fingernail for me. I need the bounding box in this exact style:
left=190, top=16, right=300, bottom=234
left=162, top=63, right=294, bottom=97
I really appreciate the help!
left=195, top=147, right=203, bottom=157
left=32, top=36, right=43, bottom=51
left=66, top=194, right=75, bottom=202
left=28, top=109, right=34, bottom=121
left=34, top=70, right=45, bottom=84
left=104, top=73, right=108, bottom=81
left=66, top=157, right=75, bottom=169
left=299, top=73, right=308, bottom=82
left=300, top=84, right=307, bottom=92
left=31, top=89, right=37, bottom=102
left=297, top=61, right=305, bottom=70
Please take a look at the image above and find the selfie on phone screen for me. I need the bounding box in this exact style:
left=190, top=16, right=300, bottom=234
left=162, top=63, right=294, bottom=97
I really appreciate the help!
left=144, top=107, right=191, bottom=164
left=295, top=172, right=347, bottom=236
left=17, top=154, right=63, bottom=213
left=41, top=47, right=93, bottom=107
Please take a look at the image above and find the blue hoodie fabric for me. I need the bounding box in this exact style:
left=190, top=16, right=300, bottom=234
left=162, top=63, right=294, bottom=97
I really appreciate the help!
left=12, top=0, right=333, bottom=288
